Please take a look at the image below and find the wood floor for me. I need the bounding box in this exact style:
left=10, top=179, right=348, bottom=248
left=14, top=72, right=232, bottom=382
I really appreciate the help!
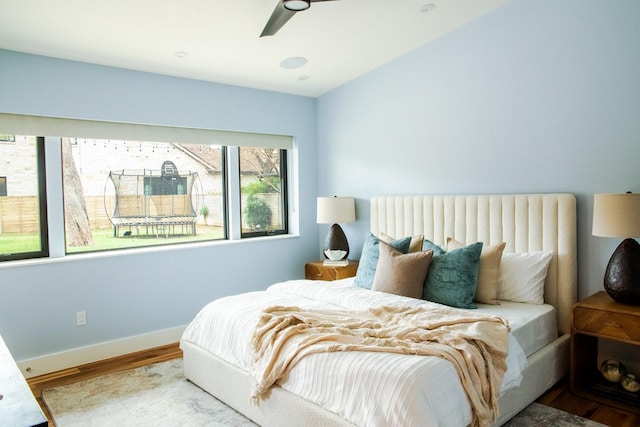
left=537, top=377, right=640, bottom=427
left=28, top=343, right=640, bottom=427
left=28, top=343, right=183, bottom=426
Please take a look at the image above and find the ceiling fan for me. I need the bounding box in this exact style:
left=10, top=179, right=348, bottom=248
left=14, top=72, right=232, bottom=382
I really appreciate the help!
left=261, top=0, right=338, bottom=37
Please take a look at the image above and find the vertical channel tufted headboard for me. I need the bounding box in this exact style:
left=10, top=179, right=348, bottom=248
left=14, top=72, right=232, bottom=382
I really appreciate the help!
left=370, top=194, right=577, bottom=335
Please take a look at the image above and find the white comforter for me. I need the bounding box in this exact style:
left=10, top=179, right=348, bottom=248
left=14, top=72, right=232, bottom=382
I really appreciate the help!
left=181, top=279, right=527, bottom=427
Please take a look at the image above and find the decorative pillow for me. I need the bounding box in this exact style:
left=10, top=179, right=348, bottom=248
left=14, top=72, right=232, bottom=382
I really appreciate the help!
left=371, top=242, right=433, bottom=299
left=353, top=233, right=411, bottom=290
left=447, top=238, right=506, bottom=305
left=421, top=240, right=483, bottom=309
left=497, top=251, right=553, bottom=304
left=378, top=232, right=424, bottom=253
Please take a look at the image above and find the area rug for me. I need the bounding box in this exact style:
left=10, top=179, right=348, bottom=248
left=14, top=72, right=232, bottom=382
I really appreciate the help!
left=502, top=402, right=607, bottom=427
left=43, top=358, right=256, bottom=427
left=43, top=358, right=606, bottom=427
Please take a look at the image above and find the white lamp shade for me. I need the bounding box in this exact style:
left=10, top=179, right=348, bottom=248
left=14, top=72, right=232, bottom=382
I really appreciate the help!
left=593, top=193, right=640, bottom=238
left=317, top=197, right=356, bottom=224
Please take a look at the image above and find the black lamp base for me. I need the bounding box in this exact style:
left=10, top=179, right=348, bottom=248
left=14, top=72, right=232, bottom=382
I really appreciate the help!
left=323, top=223, right=350, bottom=259
left=604, top=238, right=640, bottom=305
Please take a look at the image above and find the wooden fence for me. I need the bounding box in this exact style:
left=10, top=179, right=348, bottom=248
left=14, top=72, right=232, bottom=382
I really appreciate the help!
left=0, top=193, right=283, bottom=233
left=0, top=196, right=40, bottom=233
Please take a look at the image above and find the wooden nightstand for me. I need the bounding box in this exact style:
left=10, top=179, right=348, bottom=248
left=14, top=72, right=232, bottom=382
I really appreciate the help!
left=305, top=260, right=359, bottom=281
left=570, top=291, right=640, bottom=413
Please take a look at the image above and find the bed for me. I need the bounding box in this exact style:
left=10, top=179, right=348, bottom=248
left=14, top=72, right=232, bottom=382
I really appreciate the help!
left=181, top=193, right=577, bottom=426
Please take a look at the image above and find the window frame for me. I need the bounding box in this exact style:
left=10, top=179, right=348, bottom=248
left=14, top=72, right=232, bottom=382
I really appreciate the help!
left=0, top=132, right=291, bottom=262
left=239, top=148, right=289, bottom=238
left=61, top=140, right=229, bottom=255
left=0, top=136, right=50, bottom=262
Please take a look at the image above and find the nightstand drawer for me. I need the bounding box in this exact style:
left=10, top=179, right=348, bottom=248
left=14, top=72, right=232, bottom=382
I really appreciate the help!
left=573, top=306, right=640, bottom=341
left=304, top=261, right=359, bottom=281
left=306, top=264, right=338, bottom=280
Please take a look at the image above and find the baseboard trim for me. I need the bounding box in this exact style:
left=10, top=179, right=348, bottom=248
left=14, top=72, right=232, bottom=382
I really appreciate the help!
left=17, top=325, right=186, bottom=379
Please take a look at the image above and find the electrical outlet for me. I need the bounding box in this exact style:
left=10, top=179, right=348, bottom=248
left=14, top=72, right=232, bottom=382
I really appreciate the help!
left=77, top=311, right=87, bottom=326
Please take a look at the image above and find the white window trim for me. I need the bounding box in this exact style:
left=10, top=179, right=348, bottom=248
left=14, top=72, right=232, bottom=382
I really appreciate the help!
left=44, top=137, right=66, bottom=258
left=226, top=146, right=242, bottom=240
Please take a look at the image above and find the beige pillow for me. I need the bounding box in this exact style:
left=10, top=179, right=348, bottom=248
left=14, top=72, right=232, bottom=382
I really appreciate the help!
left=378, top=232, right=424, bottom=253
left=372, top=241, right=433, bottom=299
left=447, top=238, right=506, bottom=305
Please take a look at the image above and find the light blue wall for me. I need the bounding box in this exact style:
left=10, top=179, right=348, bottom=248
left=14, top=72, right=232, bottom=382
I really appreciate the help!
left=2, top=0, right=640, bottom=362
left=0, top=49, right=319, bottom=360
left=317, top=0, right=640, bottom=300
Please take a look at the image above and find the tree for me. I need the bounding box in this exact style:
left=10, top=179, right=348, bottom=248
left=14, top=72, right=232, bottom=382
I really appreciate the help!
left=242, top=176, right=280, bottom=194
left=242, top=148, right=281, bottom=193
left=62, top=139, right=93, bottom=247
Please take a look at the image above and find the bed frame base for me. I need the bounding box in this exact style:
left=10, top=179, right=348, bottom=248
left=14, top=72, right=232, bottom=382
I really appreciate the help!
left=494, top=334, right=569, bottom=425
left=183, top=334, right=569, bottom=427
left=182, top=341, right=354, bottom=427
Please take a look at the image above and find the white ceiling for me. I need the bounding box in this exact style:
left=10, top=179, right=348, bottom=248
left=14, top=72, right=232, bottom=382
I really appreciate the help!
left=0, top=0, right=510, bottom=97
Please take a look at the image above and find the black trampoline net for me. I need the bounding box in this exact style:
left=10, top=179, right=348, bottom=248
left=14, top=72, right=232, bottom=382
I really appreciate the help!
left=105, top=162, right=203, bottom=236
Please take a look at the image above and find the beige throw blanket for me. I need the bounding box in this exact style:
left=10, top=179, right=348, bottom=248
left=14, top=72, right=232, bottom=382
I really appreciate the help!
left=251, top=305, right=510, bottom=427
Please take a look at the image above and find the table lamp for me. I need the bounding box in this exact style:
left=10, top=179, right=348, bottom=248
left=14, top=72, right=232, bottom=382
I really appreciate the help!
left=592, top=192, right=640, bottom=305
left=317, top=196, right=356, bottom=262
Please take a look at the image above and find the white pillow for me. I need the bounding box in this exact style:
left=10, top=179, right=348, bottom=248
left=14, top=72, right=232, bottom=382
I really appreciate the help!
left=497, top=251, right=553, bottom=304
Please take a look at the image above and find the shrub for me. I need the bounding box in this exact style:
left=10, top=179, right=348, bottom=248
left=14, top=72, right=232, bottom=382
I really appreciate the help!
left=243, top=194, right=272, bottom=230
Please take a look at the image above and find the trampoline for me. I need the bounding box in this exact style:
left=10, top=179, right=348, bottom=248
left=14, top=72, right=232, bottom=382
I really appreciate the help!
left=104, top=161, right=202, bottom=237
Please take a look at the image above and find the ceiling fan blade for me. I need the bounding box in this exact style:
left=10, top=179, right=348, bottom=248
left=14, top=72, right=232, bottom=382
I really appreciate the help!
left=260, top=2, right=297, bottom=37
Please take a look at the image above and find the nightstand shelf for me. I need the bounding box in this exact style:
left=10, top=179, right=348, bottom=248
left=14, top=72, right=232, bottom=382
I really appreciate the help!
left=305, top=260, right=359, bottom=281
left=570, top=291, right=640, bottom=414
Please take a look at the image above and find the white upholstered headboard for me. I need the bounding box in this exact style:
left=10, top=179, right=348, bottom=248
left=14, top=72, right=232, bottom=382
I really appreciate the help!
left=370, top=194, right=577, bottom=335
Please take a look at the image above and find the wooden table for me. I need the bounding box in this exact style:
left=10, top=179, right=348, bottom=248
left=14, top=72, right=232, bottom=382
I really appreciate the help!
left=305, top=260, right=359, bottom=281
left=0, top=335, right=47, bottom=427
left=570, top=291, right=640, bottom=414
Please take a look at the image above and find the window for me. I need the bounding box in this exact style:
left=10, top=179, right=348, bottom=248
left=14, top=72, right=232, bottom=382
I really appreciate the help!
left=0, top=135, right=49, bottom=261
left=0, top=112, right=293, bottom=261
left=62, top=138, right=226, bottom=253
left=239, top=147, right=288, bottom=237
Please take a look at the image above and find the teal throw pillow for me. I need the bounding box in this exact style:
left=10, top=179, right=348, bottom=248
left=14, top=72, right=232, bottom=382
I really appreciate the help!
left=353, top=233, right=412, bottom=290
left=421, top=240, right=483, bottom=309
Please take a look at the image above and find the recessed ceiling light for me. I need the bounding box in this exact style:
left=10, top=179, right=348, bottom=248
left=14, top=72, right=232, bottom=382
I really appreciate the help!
left=174, top=51, right=189, bottom=59
left=421, top=4, right=436, bottom=13
left=280, top=57, right=308, bottom=69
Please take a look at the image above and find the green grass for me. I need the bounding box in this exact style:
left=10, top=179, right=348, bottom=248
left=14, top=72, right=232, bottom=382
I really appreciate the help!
left=0, top=233, right=42, bottom=255
left=67, top=225, right=225, bottom=253
left=1, top=225, right=225, bottom=255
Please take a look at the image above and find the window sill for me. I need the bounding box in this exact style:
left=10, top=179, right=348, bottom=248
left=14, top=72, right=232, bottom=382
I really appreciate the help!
left=0, top=233, right=300, bottom=269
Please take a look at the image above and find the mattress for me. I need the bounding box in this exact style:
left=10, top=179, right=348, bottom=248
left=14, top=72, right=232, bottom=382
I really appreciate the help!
left=180, top=279, right=552, bottom=427
left=476, top=300, right=557, bottom=358
left=269, top=278, right=556, bottom=358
